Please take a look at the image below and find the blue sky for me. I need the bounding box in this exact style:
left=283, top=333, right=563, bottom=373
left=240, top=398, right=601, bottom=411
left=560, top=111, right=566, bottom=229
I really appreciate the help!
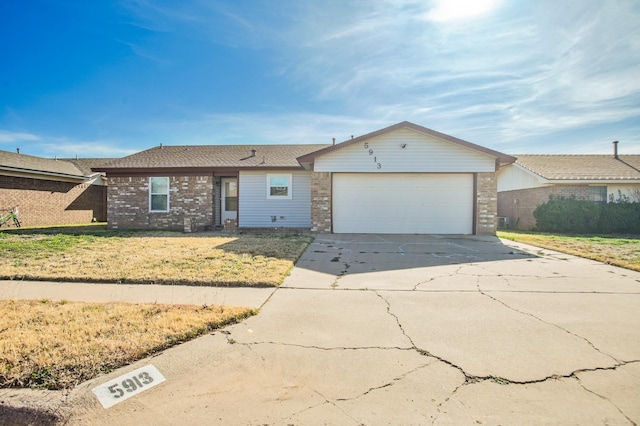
left=1, top=0, right=640, bottom=159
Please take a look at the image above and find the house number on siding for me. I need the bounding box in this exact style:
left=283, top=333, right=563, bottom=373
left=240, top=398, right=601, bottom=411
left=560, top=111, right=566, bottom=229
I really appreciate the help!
left=364, top=143, right=382, bottom=169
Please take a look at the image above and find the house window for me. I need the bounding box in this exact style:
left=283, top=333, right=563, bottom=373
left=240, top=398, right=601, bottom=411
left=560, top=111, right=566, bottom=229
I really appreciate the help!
left=267, top=174, right=292, bottom=199
left=589, top=186, right=607, bottom=204
left=150, top=177, right=170, bottom=212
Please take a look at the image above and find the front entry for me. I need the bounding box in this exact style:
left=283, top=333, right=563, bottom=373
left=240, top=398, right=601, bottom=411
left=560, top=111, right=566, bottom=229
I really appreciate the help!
left=221, top=178, right=238, bottom=223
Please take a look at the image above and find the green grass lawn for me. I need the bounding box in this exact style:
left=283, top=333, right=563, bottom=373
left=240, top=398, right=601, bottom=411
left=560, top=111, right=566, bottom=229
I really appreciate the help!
left=498, top=230, right=640, bottom=272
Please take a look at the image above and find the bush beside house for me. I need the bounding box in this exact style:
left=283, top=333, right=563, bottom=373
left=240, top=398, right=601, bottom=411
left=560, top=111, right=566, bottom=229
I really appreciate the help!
left=533, top=195, right=640, bottom=234
left=497, top=152, right=640, bottom=231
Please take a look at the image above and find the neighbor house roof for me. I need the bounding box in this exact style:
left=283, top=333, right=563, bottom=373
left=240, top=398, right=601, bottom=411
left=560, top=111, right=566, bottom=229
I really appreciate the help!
left=62, top=158, right=116, bottom=176
left=94, top=144, right=332, bottom=172
left=0, top=149, right=87, bottom=181
left=297, top=121, right=517, bottom=167
left=514, top=155, right=640, bottom=181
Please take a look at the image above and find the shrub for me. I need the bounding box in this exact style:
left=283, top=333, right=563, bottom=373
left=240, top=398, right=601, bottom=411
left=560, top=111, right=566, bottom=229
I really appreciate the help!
left=534, top=196, right=640, bottom=234
left=599, top=202, right=640, bottom=233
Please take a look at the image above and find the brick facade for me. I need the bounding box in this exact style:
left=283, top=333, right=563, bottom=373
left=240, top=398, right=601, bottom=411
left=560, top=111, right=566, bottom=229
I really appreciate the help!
left=310, top=172, right=332, bottom=233
left=107, top=175, right=214, bottom=230
left=498, top=185, right=591, bottom=230
left=0, top=175, right=106, bottom=227
left=476, top=172, right=497, bottom=235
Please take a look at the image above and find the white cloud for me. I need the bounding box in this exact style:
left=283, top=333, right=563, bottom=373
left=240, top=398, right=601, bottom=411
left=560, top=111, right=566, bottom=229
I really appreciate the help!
left=424, top=0, right=502, bottom=23
left=0, top=130, right=136, bottom=158
left=38, top=140, right=138, bottom=158
left=139, top=112, right=383, bottom=146
left=268, top=0, right=639, bottom=151
left=14, top=0, right=637, bottom=157
left=0, top=130, right=40, bottom=143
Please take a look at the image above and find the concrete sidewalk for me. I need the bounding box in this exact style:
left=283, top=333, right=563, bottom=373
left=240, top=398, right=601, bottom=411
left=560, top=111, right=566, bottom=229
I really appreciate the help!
left=0, top=280, right=275, bottom=309
left=2, top=235, right=640, bottom=425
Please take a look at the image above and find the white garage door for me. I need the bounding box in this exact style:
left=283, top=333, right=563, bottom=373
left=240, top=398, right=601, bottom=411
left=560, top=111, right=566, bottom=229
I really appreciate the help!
left=333, top=173, right=474, bottom=234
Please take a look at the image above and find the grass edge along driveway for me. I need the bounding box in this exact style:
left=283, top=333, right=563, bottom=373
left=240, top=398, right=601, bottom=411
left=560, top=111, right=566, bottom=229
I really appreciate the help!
left=498, top=230, right=640, bottom=272
left=0, top=228, right=314, bottom=287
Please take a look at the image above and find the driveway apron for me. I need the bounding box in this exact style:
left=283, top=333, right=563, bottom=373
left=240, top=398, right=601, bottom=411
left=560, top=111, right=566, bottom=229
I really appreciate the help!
left=31, top=235, right=640, bottom=424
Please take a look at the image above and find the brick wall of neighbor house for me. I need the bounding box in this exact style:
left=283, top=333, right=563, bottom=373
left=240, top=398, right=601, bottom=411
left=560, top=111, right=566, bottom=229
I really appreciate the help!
left=310, top=172, right=332, bottom=233
left=498, top=185, right=590, bottom=230
left=0, top=175, right=106, bottom=227
left=107, top=175, right=214, bottom=231
left=476, top=172, right=497, bottom=235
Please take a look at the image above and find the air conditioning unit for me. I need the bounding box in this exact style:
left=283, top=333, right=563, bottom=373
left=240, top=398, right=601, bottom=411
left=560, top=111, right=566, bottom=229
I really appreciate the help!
left=497, top=216, right=510, bottom=229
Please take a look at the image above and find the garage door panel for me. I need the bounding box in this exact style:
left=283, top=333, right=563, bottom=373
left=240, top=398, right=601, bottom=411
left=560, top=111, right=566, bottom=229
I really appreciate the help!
left=333, top=173, right=473, bottom=234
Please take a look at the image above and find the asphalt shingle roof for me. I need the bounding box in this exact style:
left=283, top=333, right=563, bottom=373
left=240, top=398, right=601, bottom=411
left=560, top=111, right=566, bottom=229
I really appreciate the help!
left=96, top=144, right=332, bottom=170
left=61, top=158, right=116, bottom=175
left=1, top=150, right=86, bottom=178
left=515, top=155, right=640, bottom=180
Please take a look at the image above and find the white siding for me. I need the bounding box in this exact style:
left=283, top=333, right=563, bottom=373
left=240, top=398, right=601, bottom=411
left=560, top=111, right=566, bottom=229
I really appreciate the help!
left=497, top=164, right=548, bottom=192
left=314, top=128, right=495, bottom=173
left=333, top=173, right=474, bottom=234
left=238, top=170, right=311, bottom=227
left=607, top=184, right=640, bottom=202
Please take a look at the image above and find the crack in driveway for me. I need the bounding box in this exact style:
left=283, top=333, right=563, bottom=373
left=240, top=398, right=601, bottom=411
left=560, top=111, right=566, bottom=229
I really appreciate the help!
left=247, top=236, right=640, bottom=423
left=576, top=375, right=639, bottom=426
left=374, top=287, right=640, bottom=387
left=478, top=289, right=622, bottom=363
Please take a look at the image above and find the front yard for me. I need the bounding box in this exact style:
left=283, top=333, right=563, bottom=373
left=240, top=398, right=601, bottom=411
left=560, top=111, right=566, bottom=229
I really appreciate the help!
left=498, top=231, right=640, bottom=272
left=0, top=227, right=312, bottom=393
left=0, top=226, right=313, bottom=286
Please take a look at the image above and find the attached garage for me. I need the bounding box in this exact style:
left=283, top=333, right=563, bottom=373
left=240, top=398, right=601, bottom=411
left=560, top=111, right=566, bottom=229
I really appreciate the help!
left=333, top=173, right=474, bottom=234
left=297, top=121, right=516, bottom=235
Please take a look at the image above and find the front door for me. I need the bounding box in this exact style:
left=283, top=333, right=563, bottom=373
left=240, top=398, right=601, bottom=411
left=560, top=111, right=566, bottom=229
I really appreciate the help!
left=221, top=178, right=238, bottom=223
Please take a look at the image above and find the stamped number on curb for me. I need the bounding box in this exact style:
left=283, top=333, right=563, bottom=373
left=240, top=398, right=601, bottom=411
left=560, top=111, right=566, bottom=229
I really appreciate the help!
left=92, top=364, right=166, bottom=409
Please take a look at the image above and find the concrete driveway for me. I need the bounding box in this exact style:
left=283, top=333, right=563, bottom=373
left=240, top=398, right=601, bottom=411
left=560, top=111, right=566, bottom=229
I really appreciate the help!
left=19, top=235, right=640, bottom=424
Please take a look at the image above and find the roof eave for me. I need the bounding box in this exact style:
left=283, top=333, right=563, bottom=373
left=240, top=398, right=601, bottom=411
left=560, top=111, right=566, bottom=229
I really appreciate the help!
left=0, top=166, right=88, bottom=182
left=97, top=165, right=307, bottom=176
left=547, top=178, right=640, bottom=184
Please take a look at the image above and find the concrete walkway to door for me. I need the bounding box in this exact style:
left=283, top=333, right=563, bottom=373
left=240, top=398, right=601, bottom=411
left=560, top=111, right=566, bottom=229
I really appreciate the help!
left=6, top=234, right=640, bottom=425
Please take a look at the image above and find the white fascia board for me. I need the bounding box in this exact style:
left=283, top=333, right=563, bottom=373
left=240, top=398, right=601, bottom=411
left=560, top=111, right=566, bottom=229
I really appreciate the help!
left=0, top=167, right=88, bottom=182
left=511, top=162, right=549, bottom=183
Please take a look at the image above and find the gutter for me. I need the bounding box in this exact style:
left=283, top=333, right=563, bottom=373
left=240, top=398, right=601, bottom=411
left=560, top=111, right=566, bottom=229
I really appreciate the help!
left=0, top=166, right=88, bottom=182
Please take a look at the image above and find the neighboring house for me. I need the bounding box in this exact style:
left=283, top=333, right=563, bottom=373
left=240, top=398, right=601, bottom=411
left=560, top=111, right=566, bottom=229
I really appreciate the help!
left=95, top=121, right=515, bottom=235
left=497, top=148, right=640, bottom=230
left=0, top=149, right=111, bottom=227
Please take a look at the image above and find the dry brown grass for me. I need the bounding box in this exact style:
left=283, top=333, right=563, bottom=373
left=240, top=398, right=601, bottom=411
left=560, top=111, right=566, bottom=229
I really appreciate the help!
left=0, top=229, right=313, bottom=286
left=498, top=231, right=640, bottom=272
left=0, top=299, right=255, bottom=390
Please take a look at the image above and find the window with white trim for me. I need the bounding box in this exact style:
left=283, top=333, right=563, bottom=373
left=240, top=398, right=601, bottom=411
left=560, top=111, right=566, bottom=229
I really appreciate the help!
left=149, top=177, right=170, bottom=212
left=266, top=174, right=292, bottom=199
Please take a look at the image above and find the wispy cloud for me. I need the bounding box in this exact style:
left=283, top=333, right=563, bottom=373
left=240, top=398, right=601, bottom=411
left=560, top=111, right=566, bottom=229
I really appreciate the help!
left=423, top=0, right=503, bottom=23
left=0, top=130, right=40, bottom=143
left=7, top=0, right=637, bottom=158
left=134, top=112, right=382, bottom=147
left=0, top=129, right=136, bottom=158
left=267, top=0, right=640, bottom=150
